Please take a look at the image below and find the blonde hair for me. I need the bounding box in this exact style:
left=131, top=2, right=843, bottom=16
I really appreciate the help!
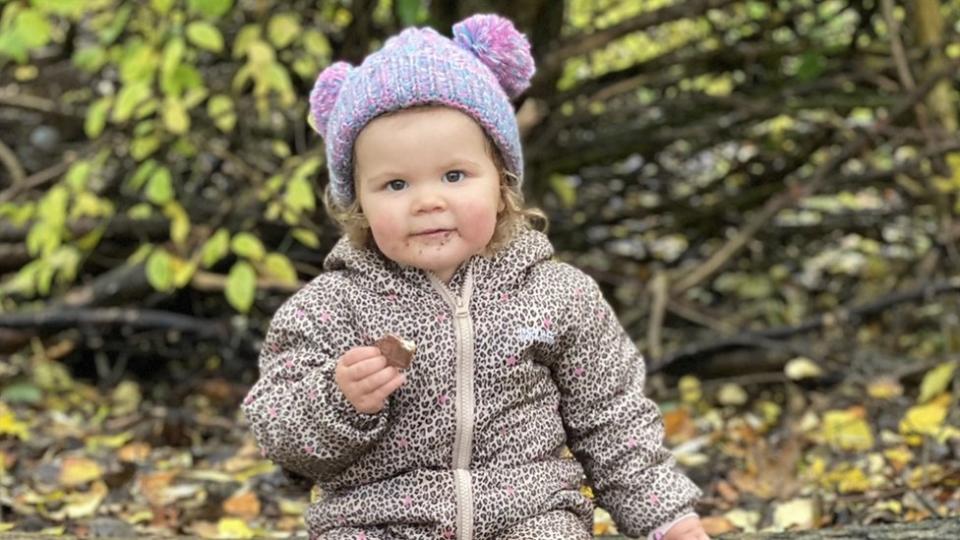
left=322, top=135, right=548, bottom=256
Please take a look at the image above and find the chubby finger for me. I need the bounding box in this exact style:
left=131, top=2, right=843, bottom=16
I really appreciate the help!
left=369, top=371, right=406, bottom=402
left=357, top=365, right=400, bottom=394
left=339, top=346, right=382, bottom=367
left=346, top=355, right=389, bottom=381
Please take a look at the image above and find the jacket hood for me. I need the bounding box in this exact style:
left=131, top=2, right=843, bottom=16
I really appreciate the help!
left=322, top=226, right=554, bottom=294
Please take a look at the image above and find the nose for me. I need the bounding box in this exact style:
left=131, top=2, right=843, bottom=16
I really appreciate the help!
left=412, top=185, right=446, bottom=214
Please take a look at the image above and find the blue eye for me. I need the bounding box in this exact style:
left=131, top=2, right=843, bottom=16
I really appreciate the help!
left=444, top=170, right=466, bottom=183
left=386, top=179, right=406, bottom=191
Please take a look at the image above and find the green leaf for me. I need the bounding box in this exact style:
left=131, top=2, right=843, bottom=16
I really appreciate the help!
left=186, top=21, right=224, bottom=53
left=285, top=176, right=315, bottom=213
left=130, top=135, right=162, bottom=161
left=396, top=0, right=422, bottom=26
left=796, top=52, right=826, bottom=82
left=0, top=382, right=42, bottom=405
left=292, top=228, right=319, bottom=249
left=207, top=94, right=236, bottom=132
left=549, top=174, right=576, bottom=208
left=145, top=249, right=175, bottom=292
left=84, top=96, right=111, bottom=138
left=201, top=228, right=231, bottom=268
left=267, top=13, right=300, bottom=49
left=231, top=232, right=265, bottom=261
left=119, top=42, right=159, bottom=83
left=16, top=9, right=52, bottom=49
left=151, top=0, right=175, bottom=14
left=65, top=160, right=91, bottom=191
left=161, top=37, right=185, bottom=82
left=112, top=81, right=152, bottom=122
left=163, top=201, right=191, bottom=247
left=73, top=45, right=108, bottom=72
left=96, top=4, right=131, bottom=45
left=145, top=166, right=174, bottom=204
left=262, top=253, right=298, bottom=285
left=225, top=261, right=256, bottom=312
left=163, top=97, right=190, bottom=134
left=303, top=30, right=330, bottom=61
left=128, top=160, right=158, bottom=191
left=187, top=0, right=233, bottom=18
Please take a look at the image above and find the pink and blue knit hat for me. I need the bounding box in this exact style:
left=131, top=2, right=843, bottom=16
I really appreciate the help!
left=309, top=14, right=536, bottom=208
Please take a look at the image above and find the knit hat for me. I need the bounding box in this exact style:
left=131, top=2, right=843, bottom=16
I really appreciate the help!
left=308, top=14, right=536, bottom=208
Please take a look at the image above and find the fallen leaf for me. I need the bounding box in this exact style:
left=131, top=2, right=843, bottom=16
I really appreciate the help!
left=64, top=480, right=108, bottom=518
left=899, top=394, right=949, bottom=445
left=218, top=517, right=255, bottom=539
left=118, top=441, right=152, bottom=463
left=60, top=456, right=103, bottom=487
left=717, top=383, right=748, bottom=406
left=223, top=489, right=261, bottom=518
left=724, top=508, right=760, bottom=533
left=679, top=375, right=702, bottom=405
left=593, top=507, right=617, bottom=535
left=867, top=376, right=903, bottom=399
left=917, top=361, right=956, bottom=404
left=821, top=407, right=874, bottom=451
left=785, top=357, right=824, bottom=380
left=772, top=498, right=819, bottom=530
left=701, top=516, right=735, bottom=536
left=0, top=405, right=30, bottom=441
left=663, top=408, right=696, bottom=443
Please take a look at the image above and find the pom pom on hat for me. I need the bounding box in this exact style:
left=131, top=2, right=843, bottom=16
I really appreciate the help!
left=453, top=14, right=535, bottom=99
left=309, top=61, right=352, bottom=136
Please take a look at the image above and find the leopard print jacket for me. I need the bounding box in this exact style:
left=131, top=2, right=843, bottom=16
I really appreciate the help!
left=241, top=227, right=701, bottom=539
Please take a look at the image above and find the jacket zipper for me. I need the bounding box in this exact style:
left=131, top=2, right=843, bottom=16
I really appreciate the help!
left=428, top=266, right=476, bottom=540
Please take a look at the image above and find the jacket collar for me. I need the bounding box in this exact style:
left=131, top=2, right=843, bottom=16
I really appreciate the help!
left=322, top=227, right=554, bottom=296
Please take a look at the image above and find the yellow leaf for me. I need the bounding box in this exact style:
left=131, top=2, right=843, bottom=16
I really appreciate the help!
left=867, top=376, right=903, bottom=399
left=828, top=466, right=870, bottom=494
left=900, top=394, right=950, bottom=444
left=85, top=431, right=134, bottom=451
left=0, top=523, right=15, bottom=532
left=579, top=484, right=594, bottom=499
left=592, top=507, right=618, bottom=535
left=906, top=464, right=946, bottom=489
left=64, top=480, right=107, bottom=518
left=917, top=361, right=956, bottom=404
left=785, top=357, right=823, bottom=380
left=717, top=383, right=748, bottom=406
left=821, top=408, right=874, bottom=452
left=679, top=375, right=702, bottom=404
left=0, top=406, right=30, bottom=441
left=60, top=456, right=103, bottom=487
left=217, top=518, right=255, bottom=539
left=883, top=447, right=913, bottom=472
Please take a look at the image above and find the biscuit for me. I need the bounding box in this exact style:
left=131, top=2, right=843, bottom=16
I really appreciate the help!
left=375, top=334, right=416, bottom=369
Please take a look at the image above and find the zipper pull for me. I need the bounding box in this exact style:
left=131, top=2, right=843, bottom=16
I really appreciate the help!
left=455, top=301, right=469, bottom=319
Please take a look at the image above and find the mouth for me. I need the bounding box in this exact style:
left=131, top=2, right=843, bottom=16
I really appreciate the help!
left=412, top=228, right=454, bottom=239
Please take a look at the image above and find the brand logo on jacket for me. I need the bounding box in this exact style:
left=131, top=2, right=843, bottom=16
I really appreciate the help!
left=516, top=326, right=556, bottom=346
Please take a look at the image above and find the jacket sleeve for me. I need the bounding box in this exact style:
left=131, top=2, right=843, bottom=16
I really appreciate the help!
left=550, top=270, right=702, bottom=538
left=240, top=279, right=391, bottom=483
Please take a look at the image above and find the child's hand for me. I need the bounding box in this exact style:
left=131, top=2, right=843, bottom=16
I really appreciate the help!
left=660, top=515, right=710, bottom=540
left=334, top=346, right=407, bottom=414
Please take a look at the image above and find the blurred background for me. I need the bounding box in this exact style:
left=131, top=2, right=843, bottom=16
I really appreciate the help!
left=0, top=0, right=959, bottom=537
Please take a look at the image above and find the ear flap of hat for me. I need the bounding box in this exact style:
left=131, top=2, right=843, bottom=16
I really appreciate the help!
left=308, top=61, right=352, bottom=136
left=452, top=14, right=535, bottom=99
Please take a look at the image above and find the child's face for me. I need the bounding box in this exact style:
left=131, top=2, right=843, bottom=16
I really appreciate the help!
left=355, top=107, right=504, bottom=282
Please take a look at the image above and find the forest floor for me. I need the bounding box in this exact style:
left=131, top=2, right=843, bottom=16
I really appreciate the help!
left=0, top=351, right=958, bottom=538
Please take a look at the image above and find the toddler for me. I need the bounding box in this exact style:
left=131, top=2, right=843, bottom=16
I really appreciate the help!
left=242, top=13, right=708, bottom=540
